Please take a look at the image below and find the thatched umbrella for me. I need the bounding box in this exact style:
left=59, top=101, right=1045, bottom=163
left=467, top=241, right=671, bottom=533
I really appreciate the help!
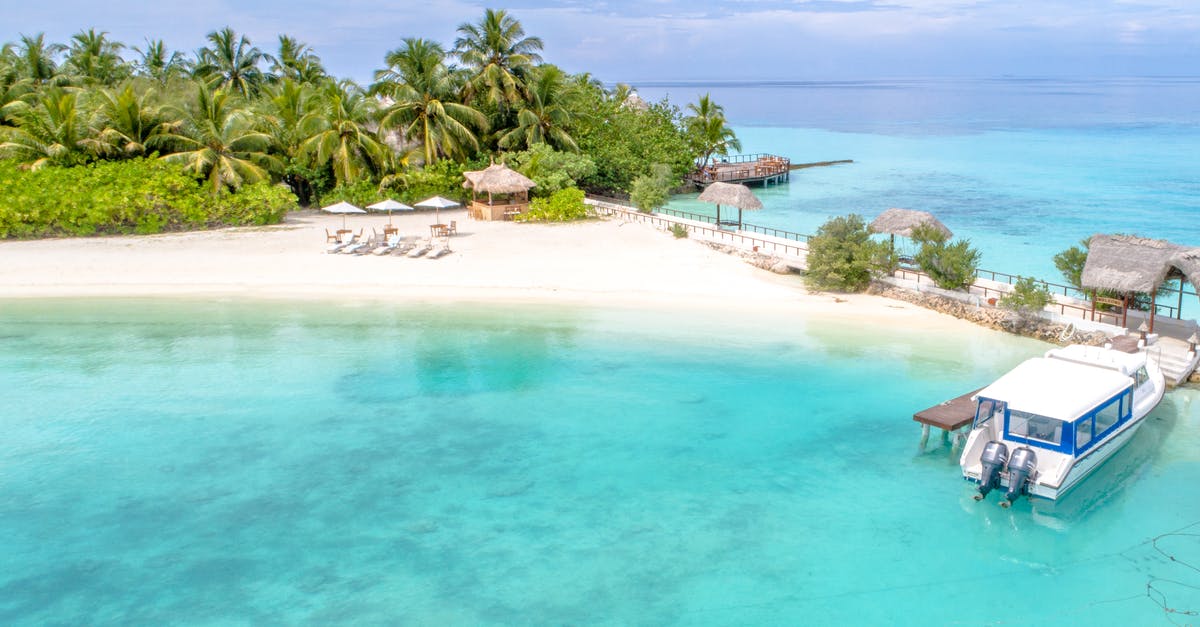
left=869, top=208, right=953, bottom=259
left=697, top=181, right=762, bottom=228
left=1080, top=234, right=1200, bottom=332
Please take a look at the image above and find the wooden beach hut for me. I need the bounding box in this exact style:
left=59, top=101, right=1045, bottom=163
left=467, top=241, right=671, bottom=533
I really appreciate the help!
left=1080, top=234, right=1200, bottom=333
left=697, top=181, right=762, bottom=229
left=462, top=163, right=536, bottom=221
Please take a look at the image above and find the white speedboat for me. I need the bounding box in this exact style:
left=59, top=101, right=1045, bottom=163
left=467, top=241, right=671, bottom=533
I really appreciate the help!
left=960, top=343, right=1165, bottom=506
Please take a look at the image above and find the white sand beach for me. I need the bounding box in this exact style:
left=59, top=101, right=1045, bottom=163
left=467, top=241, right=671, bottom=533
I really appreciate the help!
left=0, top=209, right=971, bottom=331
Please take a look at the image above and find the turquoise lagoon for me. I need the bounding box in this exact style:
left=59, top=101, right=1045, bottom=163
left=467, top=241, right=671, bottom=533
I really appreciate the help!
left=3, top=299, right=1200, bottom=624
left=646, top=79, right=1200, bottom=289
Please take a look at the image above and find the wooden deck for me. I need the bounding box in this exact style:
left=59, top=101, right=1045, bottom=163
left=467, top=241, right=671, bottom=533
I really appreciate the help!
left=914, top=387, right=985, bottom=431
left=688, top=153, right=791, bottom=186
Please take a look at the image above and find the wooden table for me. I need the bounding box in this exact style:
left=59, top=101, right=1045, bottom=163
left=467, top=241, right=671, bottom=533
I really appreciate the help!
left=383, top=225, right=398, bottom=236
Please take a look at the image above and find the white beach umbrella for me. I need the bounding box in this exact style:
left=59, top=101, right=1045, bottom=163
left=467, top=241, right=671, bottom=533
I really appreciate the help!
left=366, top=199, right=414, bottom=225
left=414, top=195, right=461, bottom=223
left=320, top=201, right=367, bottom=230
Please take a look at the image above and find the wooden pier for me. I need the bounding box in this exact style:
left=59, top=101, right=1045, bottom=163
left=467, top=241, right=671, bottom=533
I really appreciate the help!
left=914, top=387, right=984, bottom=449
left=689, top=153, right=791, bottom=187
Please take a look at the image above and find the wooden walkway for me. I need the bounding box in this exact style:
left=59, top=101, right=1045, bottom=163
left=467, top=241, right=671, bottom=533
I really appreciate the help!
left=914, top=387, right=984, bottom=449
left=688, top=154, right=790, bottom=186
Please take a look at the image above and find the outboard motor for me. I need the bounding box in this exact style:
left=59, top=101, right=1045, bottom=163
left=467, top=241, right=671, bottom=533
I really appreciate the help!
left=974, top=441, right=1009, bottom=501
left=1001, top=447, right=1038, bottom=508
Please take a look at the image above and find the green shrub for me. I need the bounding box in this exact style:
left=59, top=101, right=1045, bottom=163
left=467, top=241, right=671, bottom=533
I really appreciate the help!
left=670, top=223, right=689, bottom=239
left=911, top=223, right=981, bottom=291
left=805, top=214, right=891, bottom=292
left=318, top=179, right=381, bottom=208
left=1001, top=276, right=1053, bottom=315
left=505, top=143, right=596, bottom=198
left=0, top=158, right=296, bottom=238
left=514, top=187, right=591, bottom=222
left=630, top=164, right=672, bottom=213
left=1053, top=239, right=1089, bottom=292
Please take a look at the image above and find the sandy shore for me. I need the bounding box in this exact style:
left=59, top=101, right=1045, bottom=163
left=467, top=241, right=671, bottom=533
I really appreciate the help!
left=0, top=209, right=970, bottom=331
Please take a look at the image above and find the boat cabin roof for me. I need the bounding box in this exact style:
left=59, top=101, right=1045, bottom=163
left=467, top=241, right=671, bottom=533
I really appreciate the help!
left=976, top=355, right=1132, bottom=422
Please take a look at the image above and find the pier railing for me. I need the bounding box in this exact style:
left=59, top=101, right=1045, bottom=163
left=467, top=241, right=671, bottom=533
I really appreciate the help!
left=586, top=193, right=1197, bottom=322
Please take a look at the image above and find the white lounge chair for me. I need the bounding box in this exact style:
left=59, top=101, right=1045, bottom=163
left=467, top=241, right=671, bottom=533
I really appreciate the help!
left=371, top=234, right=402, bottom=256
left=407, top=239, right=432, bottom=258
left=326, top=232, right=358, bottom=254
left=340, top=235, right=373, bottom=255
left=427, top=239, right=452, bottom=259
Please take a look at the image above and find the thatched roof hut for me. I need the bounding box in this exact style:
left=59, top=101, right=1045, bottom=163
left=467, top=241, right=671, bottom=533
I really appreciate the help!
left=869, top=208, right=952, bottom=239
left=462, top=163, right=536, bottom=194
left=1080, top=234, right=1200, bottom=295
left=698, top=181, right=762, bottom=228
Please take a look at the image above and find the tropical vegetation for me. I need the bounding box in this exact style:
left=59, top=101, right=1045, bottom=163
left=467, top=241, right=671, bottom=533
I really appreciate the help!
left=804, top=214, right=892, bottom=292
left=911, top=223, right=982, bottom=291
left=1, top=13, right=730, bottom=237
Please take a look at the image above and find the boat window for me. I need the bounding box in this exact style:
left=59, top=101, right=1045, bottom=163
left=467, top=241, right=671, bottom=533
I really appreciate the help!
left=1075, top=415, right=1094, bottom=451
left=1009, top=410, right=1063, bottom=446
left=974, top=399, right=1005, bottom=428
left=1095, top=396, right=1121, bottom=436
left=1136, top=366, right=1149, bottom=388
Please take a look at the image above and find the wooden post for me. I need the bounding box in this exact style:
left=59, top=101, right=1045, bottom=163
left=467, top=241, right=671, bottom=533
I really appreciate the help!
left=1091, top=289, right=1097, bottom=322
left=1122, top=293, right=1128, bottom=328
left=738, top=207, right=743, bottom=229
left=1150, top=289, right=1157, bottom=334
left=920, top=424, right=930, bottom=450
left=1178, top=278, right=1185, bottom=320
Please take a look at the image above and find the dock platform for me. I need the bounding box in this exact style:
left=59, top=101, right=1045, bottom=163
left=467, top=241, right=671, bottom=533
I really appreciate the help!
left=914, top=387, right=983, bottom=449
left=688, top=153, right=790, bottom=187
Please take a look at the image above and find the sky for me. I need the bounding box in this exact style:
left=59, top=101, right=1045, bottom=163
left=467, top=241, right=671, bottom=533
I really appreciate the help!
left=5, top=0, right=1199, bottom=84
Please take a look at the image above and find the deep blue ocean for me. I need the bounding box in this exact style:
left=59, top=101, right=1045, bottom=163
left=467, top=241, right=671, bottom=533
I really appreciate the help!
left=641, top=78, right=1200, bottom=284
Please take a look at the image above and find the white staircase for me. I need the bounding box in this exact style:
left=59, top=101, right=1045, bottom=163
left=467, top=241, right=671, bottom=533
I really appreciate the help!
left=1150, top=337, right=1200, bottom=387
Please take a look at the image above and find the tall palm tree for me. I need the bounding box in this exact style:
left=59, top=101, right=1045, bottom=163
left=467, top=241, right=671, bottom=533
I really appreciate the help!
left=270, top=35, right=326, bottom=84
left=260, top=78, right=320, bottom=203
left=15, top=33, right=66, bottom=85
left=159, top=85, right=280, bottom=193
left=454, top=9, right=543, bottom=109
left=0, top=44, right=35, bottom=126
left=65, top=29, right=129, bottom=85
left=0, top=87, right=94, bottom=168
left=92, top=84, right=177, bottom=157
left=299, top=80, right=388, bottom=187
left=193, top=28, right=268, bottom=97
left=135, top=39, right=189, bottom=84
left=374, top=38, right=486, bottom=165
left=498, top=65, right=577, bottom=152
left=686, top=93, right=740, bottom=168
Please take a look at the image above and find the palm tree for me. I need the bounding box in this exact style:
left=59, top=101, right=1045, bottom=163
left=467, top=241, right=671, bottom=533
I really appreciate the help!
left=193, top=28, right=268, bottom=97
left=454, top=9, right=543, bottom=109
left=0, top=87, right=94, bottom=168
left=686, top=93, right=741, bottom=168
left=135, top=39, right=189, bottom=84
left=270, top=35, right=326, bottom=84
left=159, top=85, right=280, bottom=192
left=15, top=33, right=66, bottom=85
left=64, top=29, right=129, bottom=85
left=299, top=81, right=388, bottom=187
left=498, top=65, right=577, bottom=152
left=260, top=78, right=320, bottom=203
left=374, top=38, right=486, bottom=165
left=92, top=84, right=177, bottom=157
left=0, top=45, right=35, bottom=126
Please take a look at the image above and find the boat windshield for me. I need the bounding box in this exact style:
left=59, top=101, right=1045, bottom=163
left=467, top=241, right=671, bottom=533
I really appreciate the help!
left=1007, top=410, right=1065, bottom=447
left=974, top=398, right=1005, bottom=428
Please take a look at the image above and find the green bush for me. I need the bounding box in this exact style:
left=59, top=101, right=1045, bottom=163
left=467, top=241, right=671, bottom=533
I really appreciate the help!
left=1001, top=276, right=1053, bottom=315
left=0, top=158, right=296, bottom=238
left=514, top=187, right=591, bottom=222
left=805, top=214, right=891, bottom=292
left=1053, top=239, right=1089, bottom=292
left=670, top=223, right=689, bottom=239
left=911, top=223, right=981, bottom=291
left=630, top=164, right=672, bottom=213
left=505, top=143, right=596, bottom=198
left=318, top=180, right=381, bottom=208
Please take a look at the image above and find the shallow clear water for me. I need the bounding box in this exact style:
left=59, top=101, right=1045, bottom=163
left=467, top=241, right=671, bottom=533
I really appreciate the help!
left=643, top=78, right=1200, bottom=302
left=3, top=299, right=1200, bottom=624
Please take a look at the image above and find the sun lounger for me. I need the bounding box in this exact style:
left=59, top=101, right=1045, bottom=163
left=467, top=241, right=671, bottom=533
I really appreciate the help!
left=326, top=232, right=358, bottom=254
left=427, top=239, right=452, bottom=259
left=407, top=239, right=432, bottom=258
left=371, top=234, right=402, bottom=255
left=340, top=235, right=373, bottom=255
